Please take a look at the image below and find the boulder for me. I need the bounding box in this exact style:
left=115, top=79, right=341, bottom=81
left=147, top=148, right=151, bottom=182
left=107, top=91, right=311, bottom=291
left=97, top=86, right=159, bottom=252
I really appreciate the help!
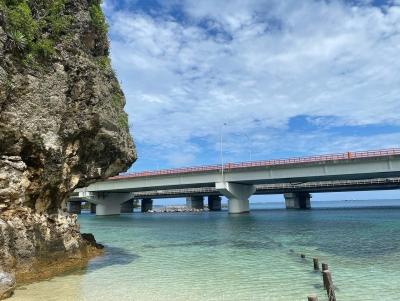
left=0, top=272, right=15, bottom=300
left=82, top=233, right=104, bottom=249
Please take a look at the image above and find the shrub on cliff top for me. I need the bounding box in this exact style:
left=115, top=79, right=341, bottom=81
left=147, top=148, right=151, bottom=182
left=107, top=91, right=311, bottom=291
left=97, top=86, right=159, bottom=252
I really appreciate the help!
left=3, top=0, right=109, bottom=65
left=2, top=0, right=23, bottom=6
left=48, top=14, right=71, bottom=37
left=7, top=2, right=38, bottom=43
left=45, top=0, right=72, bottom=38
left=97, top=55, right=111, bottom=71
left=1, top=0, right=72, bottom=62
left=90, top=2, right=108, bottom=34
left=118, top=113, right=129, bottom=129
left=112, top=91, right=123, bottom=108
left=32, top=38, right=54, bottom=59
left=8, top=30, right=27, bottom=51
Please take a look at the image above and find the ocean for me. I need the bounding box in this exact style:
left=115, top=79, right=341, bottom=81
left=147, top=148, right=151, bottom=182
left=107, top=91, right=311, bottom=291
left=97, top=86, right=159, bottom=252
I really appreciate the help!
left=10, top=199, right=400, bottom=300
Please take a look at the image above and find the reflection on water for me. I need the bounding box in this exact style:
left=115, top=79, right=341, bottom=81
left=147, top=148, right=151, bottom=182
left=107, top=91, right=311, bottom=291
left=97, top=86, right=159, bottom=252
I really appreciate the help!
left=11, top=201, right=400, bottom=301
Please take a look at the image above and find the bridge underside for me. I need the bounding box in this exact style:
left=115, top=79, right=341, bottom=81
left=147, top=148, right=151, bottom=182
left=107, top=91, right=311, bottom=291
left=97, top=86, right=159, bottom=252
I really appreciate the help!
left=128, top=178, right=400, bottom=199
left=69, top=177, right=400, bottom=215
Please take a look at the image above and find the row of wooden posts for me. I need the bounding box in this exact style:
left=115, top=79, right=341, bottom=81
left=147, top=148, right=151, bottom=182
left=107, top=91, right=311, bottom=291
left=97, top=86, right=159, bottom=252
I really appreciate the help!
left=300, top=254, right=336, bottom=301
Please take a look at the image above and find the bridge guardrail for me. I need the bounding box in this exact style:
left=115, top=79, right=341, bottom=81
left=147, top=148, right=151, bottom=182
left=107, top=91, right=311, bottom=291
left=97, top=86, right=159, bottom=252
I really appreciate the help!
left=111, top=148, right=400, bottom=180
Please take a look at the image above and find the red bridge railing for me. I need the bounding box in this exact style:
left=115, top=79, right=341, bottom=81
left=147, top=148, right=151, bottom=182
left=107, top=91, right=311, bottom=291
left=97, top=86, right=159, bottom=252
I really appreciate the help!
left=110, top=148, right=400, bottom=180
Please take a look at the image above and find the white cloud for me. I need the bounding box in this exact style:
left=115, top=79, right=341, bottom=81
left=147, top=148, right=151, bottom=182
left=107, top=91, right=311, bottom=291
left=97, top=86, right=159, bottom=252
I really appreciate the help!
left=104, top=0, right=400, bottom=168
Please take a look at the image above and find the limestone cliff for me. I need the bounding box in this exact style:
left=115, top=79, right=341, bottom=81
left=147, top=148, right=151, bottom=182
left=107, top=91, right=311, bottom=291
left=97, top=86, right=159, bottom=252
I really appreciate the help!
left=0, top=0, right=136, bottom=289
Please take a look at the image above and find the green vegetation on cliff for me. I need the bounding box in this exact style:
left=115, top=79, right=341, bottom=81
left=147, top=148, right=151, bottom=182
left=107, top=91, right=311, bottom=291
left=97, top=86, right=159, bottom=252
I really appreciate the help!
left=0, top=0, right=107, bottom=63
left=118, top=112, right=129, bottom=129
left=97, top=55, right=111, bottom=71
left=89, top=0, right=108, bottom=34
left=0, top=0, right=128, bottom=130
left=111, top=89, right=129, bottom=129
left=0, top=0, right=68, bottom=60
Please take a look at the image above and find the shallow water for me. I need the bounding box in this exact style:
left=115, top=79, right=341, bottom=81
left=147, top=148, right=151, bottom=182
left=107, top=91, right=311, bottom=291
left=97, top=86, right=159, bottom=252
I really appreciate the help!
left=11, top=201, right=400, bottom=301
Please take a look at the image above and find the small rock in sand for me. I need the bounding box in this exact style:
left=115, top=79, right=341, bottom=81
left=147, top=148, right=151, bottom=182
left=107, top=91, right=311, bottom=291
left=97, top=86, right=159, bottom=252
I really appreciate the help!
left=0, top=272, right=16, bottom=300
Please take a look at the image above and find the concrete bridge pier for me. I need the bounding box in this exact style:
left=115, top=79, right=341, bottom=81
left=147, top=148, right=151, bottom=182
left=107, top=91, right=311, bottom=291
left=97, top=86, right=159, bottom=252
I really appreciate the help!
left=67, top=201, right=82, bottom=214
left=141, top=198, right=153, bottom=212
left=208, top=196, right=221, bottom=211
left=284, top=192, right=311, bottom=209
left=90, top=203, right=96, bottom=214
left=89, top=192, right=134, bottom=215
left=186, top=196, right=204, bottom=209
left=121, top=199, right=134, bottom=213
left=216, top=182, right=256, bottom=214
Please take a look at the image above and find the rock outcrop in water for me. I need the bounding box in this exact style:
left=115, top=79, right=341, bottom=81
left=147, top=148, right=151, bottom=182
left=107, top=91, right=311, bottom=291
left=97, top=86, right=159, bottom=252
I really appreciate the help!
left=0, top=0, right=136, bottom=293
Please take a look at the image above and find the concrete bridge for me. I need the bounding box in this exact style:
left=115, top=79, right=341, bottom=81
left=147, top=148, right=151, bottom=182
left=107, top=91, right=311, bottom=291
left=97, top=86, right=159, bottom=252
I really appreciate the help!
left=70, top=149, right=400, bottom=215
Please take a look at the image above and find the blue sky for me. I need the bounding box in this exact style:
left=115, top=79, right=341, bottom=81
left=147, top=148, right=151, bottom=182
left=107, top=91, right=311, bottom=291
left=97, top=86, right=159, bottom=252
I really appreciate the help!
left=102, top=0, right=400, bottom=202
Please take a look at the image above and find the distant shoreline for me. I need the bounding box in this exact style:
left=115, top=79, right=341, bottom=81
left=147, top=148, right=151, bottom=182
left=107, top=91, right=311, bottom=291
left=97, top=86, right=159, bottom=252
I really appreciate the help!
left=80, top=199, right=400, bottom=215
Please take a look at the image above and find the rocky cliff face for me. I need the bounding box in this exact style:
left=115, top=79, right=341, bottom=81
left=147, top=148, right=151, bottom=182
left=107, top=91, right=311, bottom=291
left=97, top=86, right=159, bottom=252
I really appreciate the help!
left=0, top=0, right=136, bottom=288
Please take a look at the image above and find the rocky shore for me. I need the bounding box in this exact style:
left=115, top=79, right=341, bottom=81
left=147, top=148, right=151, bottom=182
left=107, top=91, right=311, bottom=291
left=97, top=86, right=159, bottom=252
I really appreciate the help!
left=0, top=0, right=136, bottom=298
left=0, top=208, right=104, bottom=284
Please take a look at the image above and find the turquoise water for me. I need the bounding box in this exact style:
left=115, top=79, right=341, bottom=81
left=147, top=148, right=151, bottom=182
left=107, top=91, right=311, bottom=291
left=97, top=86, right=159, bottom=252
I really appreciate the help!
left=11, top=200, right=400, bottom=301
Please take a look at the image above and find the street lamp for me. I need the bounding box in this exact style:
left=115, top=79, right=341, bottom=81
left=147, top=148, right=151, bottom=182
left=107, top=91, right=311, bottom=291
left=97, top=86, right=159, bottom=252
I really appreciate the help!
left=220, top=122, right=227, bottom=181
left=243, top=133, right=252, bottom=161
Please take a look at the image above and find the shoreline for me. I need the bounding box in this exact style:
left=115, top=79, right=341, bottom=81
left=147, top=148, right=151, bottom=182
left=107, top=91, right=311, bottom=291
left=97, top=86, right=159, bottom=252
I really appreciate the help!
left=14, top=243, right=104, bottom=285
left=0, top=209, right=105, bottom=300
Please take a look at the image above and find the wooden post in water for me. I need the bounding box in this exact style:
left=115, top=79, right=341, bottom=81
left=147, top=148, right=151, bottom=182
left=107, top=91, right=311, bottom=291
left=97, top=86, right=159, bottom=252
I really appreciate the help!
left=313, top=258, right=319, bottom=270
left=307, top=295, right=318, bottom=301
left=322, top=263, right=328, bottom=271
left=322, top=270, right=336, bottom=301
left=322, top=272, right=328, bottom=290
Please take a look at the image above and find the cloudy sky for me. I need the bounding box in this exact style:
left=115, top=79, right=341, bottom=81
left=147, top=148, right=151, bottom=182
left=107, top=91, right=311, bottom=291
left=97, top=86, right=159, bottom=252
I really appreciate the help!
left=103, top=0, right=400, bottom=175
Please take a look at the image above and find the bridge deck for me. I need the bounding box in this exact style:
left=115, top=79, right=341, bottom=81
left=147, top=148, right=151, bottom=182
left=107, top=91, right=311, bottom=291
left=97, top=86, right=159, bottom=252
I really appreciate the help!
left=76, top=148, right=400, bottom=193
left=112, top=148, right=400, bottom=180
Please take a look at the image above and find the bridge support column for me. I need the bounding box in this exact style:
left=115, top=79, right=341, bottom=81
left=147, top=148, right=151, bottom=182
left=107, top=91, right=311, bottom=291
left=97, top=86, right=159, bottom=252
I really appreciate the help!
left=208, top=196, right=221, bottom=211
left=186, top=196, right=204, bottom=209
left=141, top=198, right=153, bottom=212
left=121, top=199, right=134, bottom=213
left=216, top=182, right=255, bottom=214
left=67, top=201, right=81, bottom=214
left=284, top=192, right=311, bottom=209
left=90, top=192, right=134, bottom=216
left=90, top=203, right=96, bottom=214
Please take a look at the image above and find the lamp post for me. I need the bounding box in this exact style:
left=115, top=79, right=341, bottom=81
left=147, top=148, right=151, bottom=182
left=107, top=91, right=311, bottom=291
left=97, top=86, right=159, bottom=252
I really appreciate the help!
left=243, top=133, right=252, bottom=161
left=220, top=123, right=227, bottom=181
